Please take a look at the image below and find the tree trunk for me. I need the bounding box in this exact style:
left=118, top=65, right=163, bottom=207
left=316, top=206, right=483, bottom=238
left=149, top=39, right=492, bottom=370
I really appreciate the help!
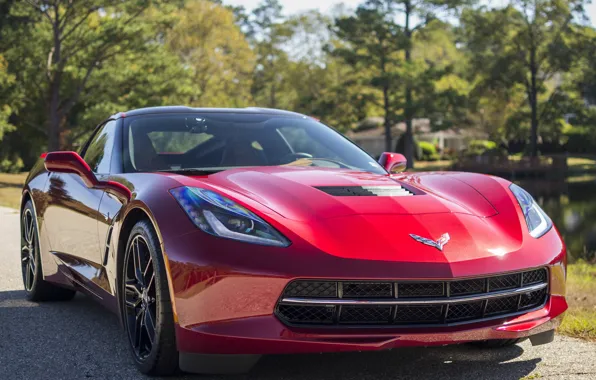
left=403, top=0, right=414, bottom=169
left=48, top=82, right=61, bottom=151
left=529, top=46, right=538, bottom=157
left=383, top=86, right=391, bottom=152
left=47, top=18, right=62, bottom=151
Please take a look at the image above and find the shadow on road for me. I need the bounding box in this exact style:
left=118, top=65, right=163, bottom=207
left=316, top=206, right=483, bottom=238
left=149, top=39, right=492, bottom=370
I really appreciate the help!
left=0, top=289, right=539, bottom=380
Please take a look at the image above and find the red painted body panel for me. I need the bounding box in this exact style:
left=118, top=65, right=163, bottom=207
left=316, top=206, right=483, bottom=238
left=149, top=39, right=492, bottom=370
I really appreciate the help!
left=23, top=160, right=568, bottom=357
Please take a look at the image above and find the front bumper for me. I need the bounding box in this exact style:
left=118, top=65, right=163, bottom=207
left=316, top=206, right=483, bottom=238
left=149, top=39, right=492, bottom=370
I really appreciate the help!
left=175, top=294, right=566, bottom=355
left=162, top=224, right=567, bottom=356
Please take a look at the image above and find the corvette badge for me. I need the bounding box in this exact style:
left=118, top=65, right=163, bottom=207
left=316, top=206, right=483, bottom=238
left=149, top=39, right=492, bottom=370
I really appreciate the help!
left=409, top=233, right=450, bottom=251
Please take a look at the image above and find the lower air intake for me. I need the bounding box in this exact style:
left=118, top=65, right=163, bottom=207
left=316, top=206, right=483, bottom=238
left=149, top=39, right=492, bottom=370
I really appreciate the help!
left=275, top=268, right=549, bottom=327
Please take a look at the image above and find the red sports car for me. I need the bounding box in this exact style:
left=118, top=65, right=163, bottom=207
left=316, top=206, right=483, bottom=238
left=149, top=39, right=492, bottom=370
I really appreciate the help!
left=21, top=107, right=567, bottom=376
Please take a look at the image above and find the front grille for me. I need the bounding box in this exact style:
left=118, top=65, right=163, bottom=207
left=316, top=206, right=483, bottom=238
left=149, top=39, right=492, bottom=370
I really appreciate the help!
left=343, top=282, right=393, bottom=298
left=399, top=282, right=444, bottom=298
left=277, top=305, right=334, bottom=324
left=489, top=273, right=521, bottom=291
left=340, top=306, right=392, bottom=324
left=450, top=278, right=485, bottom=295
left=395, top=305, right=444, bottom=323
left=446, top=301, right=484, bottom=321
left=284, top=281, right=337, bottom=298
left=275, top=268, right=549, bottom=327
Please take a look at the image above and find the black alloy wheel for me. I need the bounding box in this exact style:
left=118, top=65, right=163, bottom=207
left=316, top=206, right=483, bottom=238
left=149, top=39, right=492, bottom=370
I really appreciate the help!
left=124, top=234, right=157, bottom=361
left=121, top=220, right=178, bottom=376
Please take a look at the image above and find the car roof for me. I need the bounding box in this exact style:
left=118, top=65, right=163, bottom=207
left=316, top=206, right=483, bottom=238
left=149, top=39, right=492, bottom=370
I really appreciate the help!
left=110, top=106, right=306, bottom=119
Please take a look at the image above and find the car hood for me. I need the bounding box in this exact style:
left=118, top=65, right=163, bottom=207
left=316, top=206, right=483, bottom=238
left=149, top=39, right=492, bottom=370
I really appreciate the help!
left=165, top=167, right=527, bottom=263
left=175, top=166, right=498, bottom=221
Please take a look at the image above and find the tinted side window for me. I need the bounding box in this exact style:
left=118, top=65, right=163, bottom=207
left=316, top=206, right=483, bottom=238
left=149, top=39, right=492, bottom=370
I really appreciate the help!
left=82, top=120, right=116, bottom=174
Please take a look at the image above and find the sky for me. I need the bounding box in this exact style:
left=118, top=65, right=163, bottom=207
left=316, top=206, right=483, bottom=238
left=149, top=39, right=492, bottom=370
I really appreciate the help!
left=225, top=0, right=596, bottom=26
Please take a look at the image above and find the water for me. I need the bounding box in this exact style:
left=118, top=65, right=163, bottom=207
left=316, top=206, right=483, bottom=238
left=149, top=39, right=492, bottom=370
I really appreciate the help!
left=519, top=179, right=596, bottom=263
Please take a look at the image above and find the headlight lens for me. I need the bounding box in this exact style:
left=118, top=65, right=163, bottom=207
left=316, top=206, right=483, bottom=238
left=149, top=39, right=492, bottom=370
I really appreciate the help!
left=509, top=184, right=553, bottom=238
left=170, top=187, right=290, bottom=247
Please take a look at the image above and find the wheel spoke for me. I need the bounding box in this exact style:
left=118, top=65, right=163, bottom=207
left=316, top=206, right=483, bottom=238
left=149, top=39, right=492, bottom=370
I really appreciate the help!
left=22, top=214, right=30, bottom=244
left=134, top=308, right=144, bottom=350
left=144, top=310, right=155, bottom=345
left=146, top=272, right=155, bottom=293
left=28, top=258, right=35, bottom=274
left=133, top=239, right=144, bottom=285
left=25, top=263, right=32, bottom=290
left=125, top=280, right=142, bottom=296
left=27, top=216, right=34, bottom=243
left=125, top=298, right=141, bottom=309
left=143, top=255, right=152, bottom=278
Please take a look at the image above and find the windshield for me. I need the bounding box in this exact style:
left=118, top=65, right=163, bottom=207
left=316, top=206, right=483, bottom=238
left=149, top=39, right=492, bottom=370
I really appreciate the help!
left=122, top=113, right=386, bottom=175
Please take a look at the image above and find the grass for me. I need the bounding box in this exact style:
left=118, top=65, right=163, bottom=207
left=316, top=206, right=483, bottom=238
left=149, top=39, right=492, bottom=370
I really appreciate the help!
left=558, top=261, right=596, bottom=341
left=568, top=157, right=596, bottom=172
left=0, top=172, right=27, bottom=209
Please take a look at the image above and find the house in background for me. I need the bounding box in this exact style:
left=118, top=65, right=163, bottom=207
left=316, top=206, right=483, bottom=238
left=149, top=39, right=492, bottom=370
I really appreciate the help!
left=346, top=117, right=488, bottom=158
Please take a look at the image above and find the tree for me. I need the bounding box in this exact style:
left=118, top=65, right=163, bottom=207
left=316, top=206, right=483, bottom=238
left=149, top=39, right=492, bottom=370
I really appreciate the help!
left=245, top=0, right=296, bottom=109
left=16, top=0, right=159, bottom=151
left=380, top=0, right=472, bottom=167
left=333, top=1, right=404, bottom=152
left=460, top=0, right=588, bottom=156
left=166, top=0, right=255, bottom=108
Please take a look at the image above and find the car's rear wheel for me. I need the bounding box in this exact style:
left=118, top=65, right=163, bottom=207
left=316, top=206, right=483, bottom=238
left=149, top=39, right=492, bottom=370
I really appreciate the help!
left=470, top=338, right=525, bottom=348
left=122, top=220, right=178, bottom=376
left=21, top=201, right=76, bottom=301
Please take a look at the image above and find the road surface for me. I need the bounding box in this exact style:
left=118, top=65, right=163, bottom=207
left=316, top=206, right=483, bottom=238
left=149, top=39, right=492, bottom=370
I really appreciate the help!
left=0, top=206, right=594, bottom=379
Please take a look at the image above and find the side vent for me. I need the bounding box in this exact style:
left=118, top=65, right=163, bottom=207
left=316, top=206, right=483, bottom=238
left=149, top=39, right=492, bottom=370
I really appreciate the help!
left=315, top=186, right=413, bottom=197
left=103, top=225, right=113, bottom=266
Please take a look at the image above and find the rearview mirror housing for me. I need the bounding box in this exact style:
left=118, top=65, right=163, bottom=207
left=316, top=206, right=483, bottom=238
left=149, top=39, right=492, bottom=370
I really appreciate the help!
left=44, top=151, right=98, bottom=187
left=378, top=152, right=407, bottom=173
left=43, top=151, right=132, bottom=200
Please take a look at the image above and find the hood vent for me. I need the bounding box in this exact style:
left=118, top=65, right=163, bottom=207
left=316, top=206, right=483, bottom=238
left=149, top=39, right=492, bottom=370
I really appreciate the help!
left=315, top=186, right=413, bottom=197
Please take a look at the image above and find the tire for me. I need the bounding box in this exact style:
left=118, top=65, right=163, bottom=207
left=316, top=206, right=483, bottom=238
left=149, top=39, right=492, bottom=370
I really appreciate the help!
left=122, top=219, right=178, bottom=376
left=470, top=338, right=526, bottom=348
left=21, top=200, right=76, bottom=302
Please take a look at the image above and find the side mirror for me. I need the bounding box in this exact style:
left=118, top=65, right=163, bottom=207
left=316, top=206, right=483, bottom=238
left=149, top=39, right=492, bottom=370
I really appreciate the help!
left=44, top=151, right=131, bottom=200
left=44, top=151, right=98, bottom=188
left=378, top=152, right=407, bottom=173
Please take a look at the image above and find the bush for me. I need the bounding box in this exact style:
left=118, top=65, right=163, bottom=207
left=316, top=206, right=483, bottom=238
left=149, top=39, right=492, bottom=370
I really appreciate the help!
left=463, top=140, right=506, bottom=157
left=564, top=126, right=596, bottom=154
left=0, top=156, right=24, bottom=173
left=418, top=141, right=440, bottom=161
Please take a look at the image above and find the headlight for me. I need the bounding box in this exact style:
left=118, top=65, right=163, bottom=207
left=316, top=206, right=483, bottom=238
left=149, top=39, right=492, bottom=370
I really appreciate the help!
left=509, top=184, right=553, bottom=238
left=170, top=187, right=290, bottom=247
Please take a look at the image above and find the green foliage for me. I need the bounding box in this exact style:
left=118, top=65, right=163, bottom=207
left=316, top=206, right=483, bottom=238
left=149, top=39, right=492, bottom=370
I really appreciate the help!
left=0, top=155, right=23, bottom=173
left=564, top=126, right=596, bottom=154
left=460, top=1, right=590, bottom=156
left=418, top=141, right=440, bottom=161
left=166, top=0, right=255, bottom=107
left=464, top=139, right=507, bottom=157
left=0, top=0, right=594, bottom=172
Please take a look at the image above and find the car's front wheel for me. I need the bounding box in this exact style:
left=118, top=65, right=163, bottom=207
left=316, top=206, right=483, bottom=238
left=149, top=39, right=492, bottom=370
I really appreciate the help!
left=122, top=220, right=178, bottom=376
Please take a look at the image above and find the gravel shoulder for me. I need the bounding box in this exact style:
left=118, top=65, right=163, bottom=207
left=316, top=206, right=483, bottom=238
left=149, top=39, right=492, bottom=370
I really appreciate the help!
left=0, top=206, right=595, bottom=380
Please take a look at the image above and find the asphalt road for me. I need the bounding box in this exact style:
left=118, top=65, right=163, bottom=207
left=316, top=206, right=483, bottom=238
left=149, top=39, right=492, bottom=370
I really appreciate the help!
left=1, top=206, right=595, bottom=380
